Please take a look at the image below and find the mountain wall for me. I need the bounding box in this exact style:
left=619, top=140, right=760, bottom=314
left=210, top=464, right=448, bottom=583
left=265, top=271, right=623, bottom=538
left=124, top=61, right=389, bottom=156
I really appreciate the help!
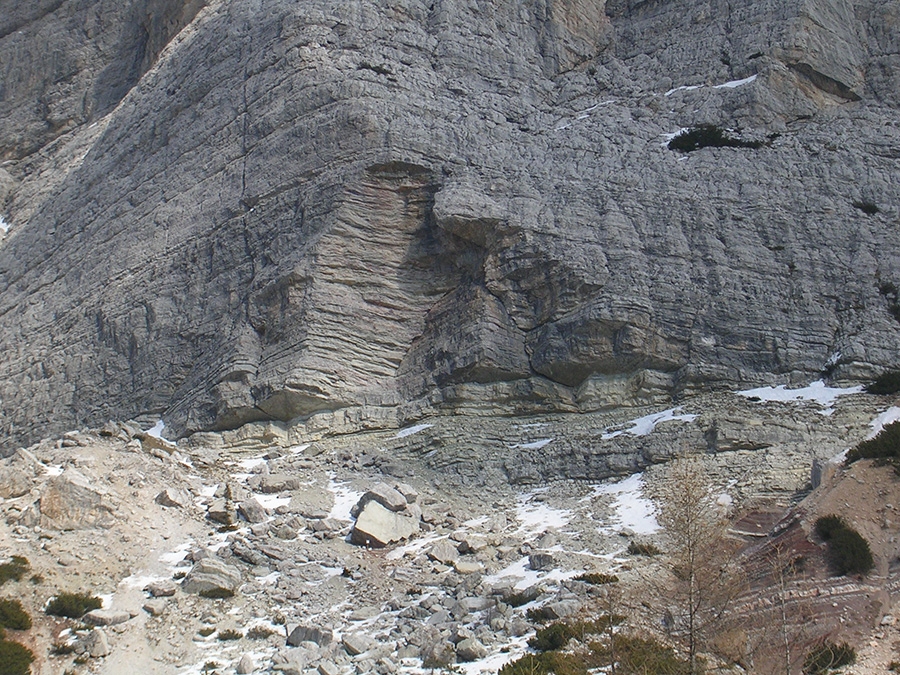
left=1, top=0, right=899, bottom=450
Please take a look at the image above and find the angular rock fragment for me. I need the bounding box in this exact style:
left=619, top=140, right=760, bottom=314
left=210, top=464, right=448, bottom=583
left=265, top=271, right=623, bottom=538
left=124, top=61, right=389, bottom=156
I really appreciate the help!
left=155, top=487, right=192, bottom=508
left=350, top=500, right=419, bottom=547
left=181, top=558, right=241, bottom=596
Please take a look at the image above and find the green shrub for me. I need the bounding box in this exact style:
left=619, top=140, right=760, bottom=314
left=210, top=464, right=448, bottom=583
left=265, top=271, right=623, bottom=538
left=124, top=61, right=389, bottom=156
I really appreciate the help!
left=668, top=125, right=763, bottom=152
left=0, top=639, right=35, bottom=675
left=525, top=606, right=557, bottom=623
left=852, top=200, right=879, bottom=215
left=498, top=651, right=587, bottom=675
left=815, top=515, right=847, bottom=541
left=827, top=527, right=874, bottom=576
left=0, top=600, right=32, bottom=631
left=529, top=622, right=572, bottom=652
left=845, top=422, right=900, bottom=465
left=573, top=572, right=618, bottom=585
left=45, top=592, right=102, bottom=618
left=866, top=370, right=900, bottom=396
left=599, top=635, right=692, bottom=675
left=0, top=558, right=29, bottom=587
left=627, top=541, right=661, bottom=556
left=503, top=587, right=540, bottom=607
left=803, top=640, right=855, bottom=674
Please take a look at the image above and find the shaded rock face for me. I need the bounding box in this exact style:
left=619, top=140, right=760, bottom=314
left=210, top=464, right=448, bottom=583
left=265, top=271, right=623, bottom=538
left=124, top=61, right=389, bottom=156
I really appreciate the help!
left=0, top=0, right=899, bottom=450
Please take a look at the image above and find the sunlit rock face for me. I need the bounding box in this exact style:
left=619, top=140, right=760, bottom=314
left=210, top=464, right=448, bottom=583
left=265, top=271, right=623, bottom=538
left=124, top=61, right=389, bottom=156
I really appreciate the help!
left=0, top=0, right=898, bottom=450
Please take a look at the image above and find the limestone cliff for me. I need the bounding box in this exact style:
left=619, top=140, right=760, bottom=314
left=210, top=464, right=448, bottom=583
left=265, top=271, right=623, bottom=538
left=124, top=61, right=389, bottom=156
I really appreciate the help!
left=0, top=0, right=898, bottom=450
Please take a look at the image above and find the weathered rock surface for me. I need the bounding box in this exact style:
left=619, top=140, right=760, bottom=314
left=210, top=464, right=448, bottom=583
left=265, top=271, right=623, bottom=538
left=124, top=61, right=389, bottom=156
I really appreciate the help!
left=350, top=500, right=421, bottom=548
left=181, top=558, right=241, bottom=595
left=0, top=0, right=899, bottom=452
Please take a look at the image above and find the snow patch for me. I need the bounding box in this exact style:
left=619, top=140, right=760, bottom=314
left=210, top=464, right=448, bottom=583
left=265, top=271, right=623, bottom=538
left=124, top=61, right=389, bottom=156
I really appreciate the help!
left=868, top=406, right=900, bottom=439
left=396, top=423, right=433, bottom=438
left=737, top=380, right=863, bottom=407
left=713, top=74, right=758, bottom=89
left=588, top=473, right=660, bottom=535
left=485, top=555, right=580, bottom=590
left=601, top=407, right=697, bottom=440
left=146, top=420, right=166, bottom=439
left=328, top=477, right=365, bottom=521
left=251, top=493, right=291, bottom=510
left=511, top=438, right=554, bottom=450
left=665, top=84, right=703, bottom=96
left=237, top=456, right=267, bottom=470
left=43, top=464, right=64, bottom=477
left=516, top=493, right=572, bottom=535
left=159, top=540, right=193, bottom=566
left=0, top=215, right=9, bottom=233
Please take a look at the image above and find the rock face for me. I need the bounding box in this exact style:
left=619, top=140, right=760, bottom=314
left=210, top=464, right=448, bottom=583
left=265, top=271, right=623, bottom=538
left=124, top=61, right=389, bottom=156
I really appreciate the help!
left=0, top=0, right=899, bottom=450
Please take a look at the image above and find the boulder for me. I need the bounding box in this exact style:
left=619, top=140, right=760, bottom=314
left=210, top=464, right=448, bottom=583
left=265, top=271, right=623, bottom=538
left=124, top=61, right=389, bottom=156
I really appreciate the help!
left=83, top=609, right=132, bottom=626
left=236, top=654, right=256, bottom=674
left=238, top=498, right=267, bottom=523
left=428, top=540, right=460, bottom=564
left=248, top=473, right=301, bottom=493
left=155, top=487, right=192, bottom=509
left=528, top=553, right=555, bottom=570
left=456, top=637, right=488, bottom=662
left=39, top=468, right=115, bottom=530
left=286, top=624, right=332, bottom=647
left=350, top=501, right=420, bottom=548
left=351, top=483, right=408, bottom=517
left=87, top=628, right=110, bottom=657
left=342, top=633, right=373, bottom=656
left=144, top=580, right=177, bottom=597
left=207, top=498, right=234, bottom=525
left=181, top=558, right=242, bottom=596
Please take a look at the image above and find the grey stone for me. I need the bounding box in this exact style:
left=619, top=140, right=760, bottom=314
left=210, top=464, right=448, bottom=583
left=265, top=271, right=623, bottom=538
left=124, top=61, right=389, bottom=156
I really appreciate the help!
left=236, top=654, right=256, bottom=674
left=83, top=609, right=132, bottom=626
left=207, top=498, right=234, bottom=525
left=529, top=553, right=555, bottom=571
left=238, top=498, right=268, bottom=524
left=144, top=580, right=177, bottom=597
left=318, top=663, right=340, bottom=675
left=87, top=628, right=110, bottom=658
left=286, top=624, right=332, bottom=647
left=428, top=540, right=460, bottom=565
left=455, top=637, right=488, bottom=662
left=142, top=599, right=167, bottom=616
left=342, top=633, right=373, bottom=656
left=351, top=483, right=409, bottom=517
left=39, top=468, right=116, bottom=530
left=155, top=487, right=192, bottom=509
left=248, top=473, right=302, bottom=494
left=181, top=558, right=241, bottom=596
left=350, top=501, right=420, bottom=548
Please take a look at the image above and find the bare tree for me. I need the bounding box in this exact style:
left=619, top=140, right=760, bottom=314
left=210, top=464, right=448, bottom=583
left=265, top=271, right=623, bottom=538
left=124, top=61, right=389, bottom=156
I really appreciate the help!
left=656, top=454, right=745, bottom=674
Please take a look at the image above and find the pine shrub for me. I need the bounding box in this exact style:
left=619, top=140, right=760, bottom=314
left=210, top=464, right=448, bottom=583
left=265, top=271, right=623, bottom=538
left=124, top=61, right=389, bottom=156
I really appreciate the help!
left=866, top=370, right=900, bottom=396
left=0, top=599, right=32, bottom=630
left=0, top=558, right=29, bottom=587
left=0, top=639, right=35, bottom=675
left=45, top=591, right=102, bottom=618
left=845, top=421, right=900, bottom=465
left=815, top=515, right=874, bottom=575
left=573, top=572, right=618, bottom=585
left=627, top=541, right=661, bottom=556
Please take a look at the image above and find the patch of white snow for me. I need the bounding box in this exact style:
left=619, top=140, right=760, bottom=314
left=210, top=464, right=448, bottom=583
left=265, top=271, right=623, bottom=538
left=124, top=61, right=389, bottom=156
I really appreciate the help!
left=868, top=407, right=900, bottom=439
left=511, top=438, right=554, bottom=450
left=396, top=423, right=433, bottom=438
left=601, top=408, right=697, bottom=440
left=713, top=74, right=758, bottom=89
left=737, top=380, right=863, bottom=407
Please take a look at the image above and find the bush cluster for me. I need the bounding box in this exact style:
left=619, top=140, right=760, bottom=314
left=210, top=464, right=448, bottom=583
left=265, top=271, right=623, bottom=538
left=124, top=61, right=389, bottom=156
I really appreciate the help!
left=845, top=421, right=900, bottom=470
left=866, top=370, right=900, bottom=396
left=815, top=515, right=874, bottom=576
left=0, top=639, right=35, bottom=675
left=668, top=125, right=762, bottom=152
left=0, top=600, right=32, bottom=631
left=803, top=640, right=855, bottom=674
left=0, top=558, right=29, bottom=587
left=45, top=591, right=102, bottom=619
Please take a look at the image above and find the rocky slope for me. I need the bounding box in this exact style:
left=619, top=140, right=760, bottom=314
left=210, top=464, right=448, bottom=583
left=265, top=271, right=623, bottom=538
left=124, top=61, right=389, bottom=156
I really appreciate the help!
left=0, top=0, right=899, bottom=449
left=1, top=387, right=899, bottom=674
